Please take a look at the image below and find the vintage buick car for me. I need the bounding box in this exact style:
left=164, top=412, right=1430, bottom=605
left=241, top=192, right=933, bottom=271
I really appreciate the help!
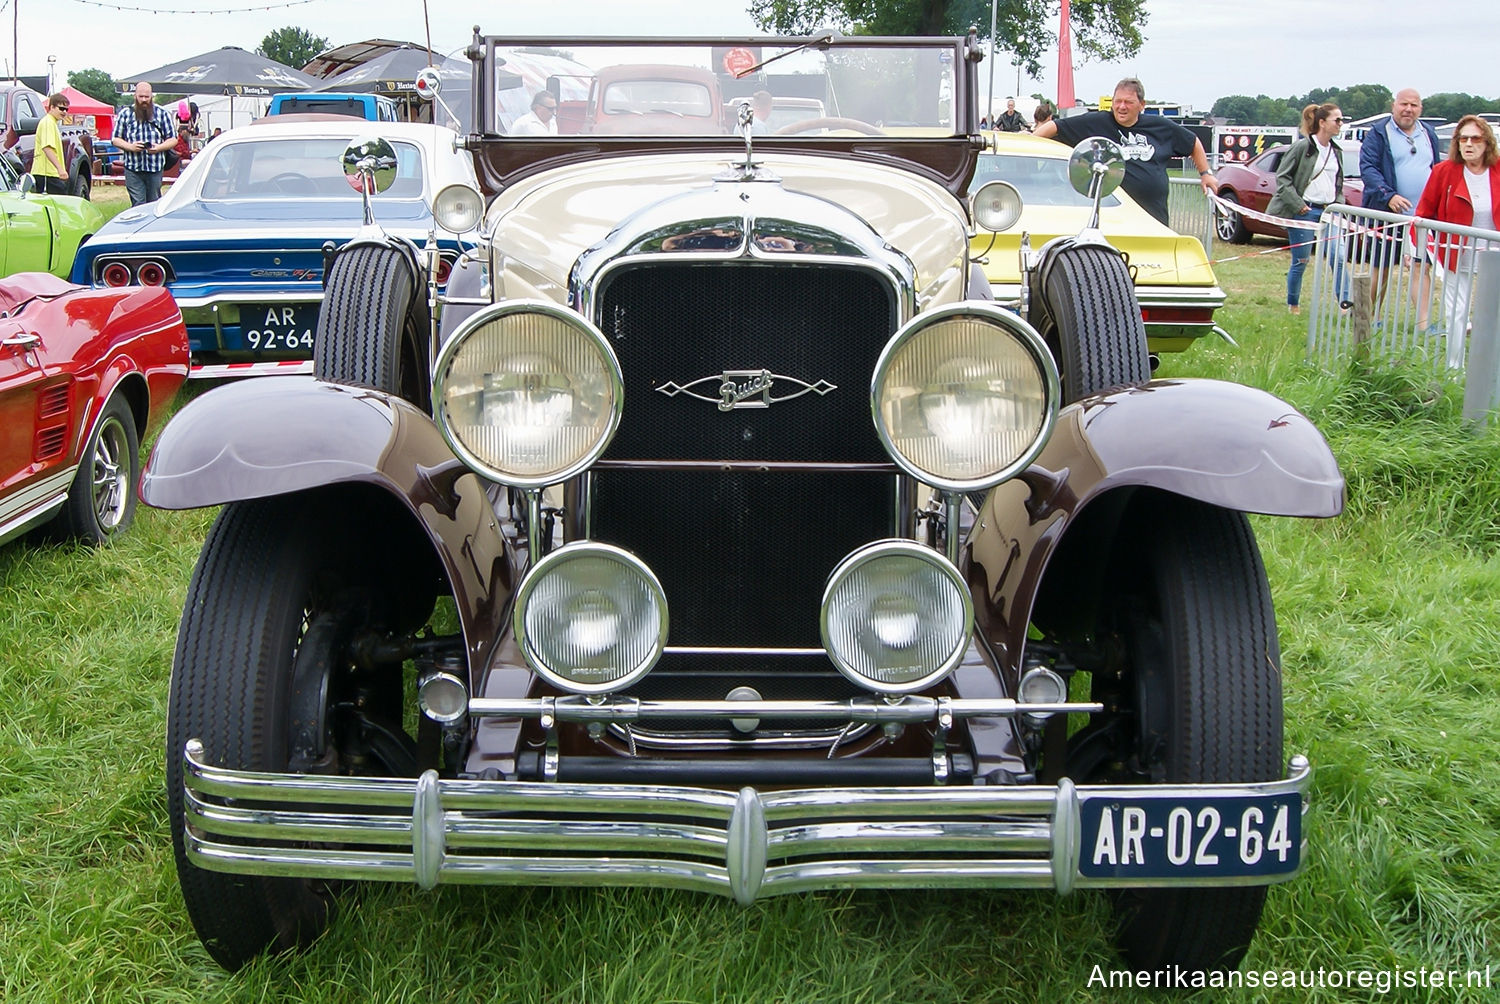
left=145, top=33, right=1343, bottom=974
left=0, top=273, right=188, bottom=546
left=0, top=153, right=104, bottom=279
left=70, top=119, right=475, bottom=378
left=973, top=133, right=1226, bottom=353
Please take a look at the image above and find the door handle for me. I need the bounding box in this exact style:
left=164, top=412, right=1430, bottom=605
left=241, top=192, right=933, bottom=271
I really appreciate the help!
left=1, top=332, right=40, bottom=348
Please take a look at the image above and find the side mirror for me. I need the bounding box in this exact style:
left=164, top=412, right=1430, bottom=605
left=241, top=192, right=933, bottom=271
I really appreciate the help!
left=415, top=67, right=442, bottom=102
left=341, top=136, right=398, bottom=195
left=1067, top=138, right=1126, bottom=200
left=18, top=172, right=34, bottom=196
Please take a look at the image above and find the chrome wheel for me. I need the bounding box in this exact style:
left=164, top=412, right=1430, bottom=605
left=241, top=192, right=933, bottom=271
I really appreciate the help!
left=90, top=415, right=131, bottom=530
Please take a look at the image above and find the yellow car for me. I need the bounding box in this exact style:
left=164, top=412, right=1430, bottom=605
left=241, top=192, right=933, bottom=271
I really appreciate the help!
left=972, top=132, right=1224, bottom=353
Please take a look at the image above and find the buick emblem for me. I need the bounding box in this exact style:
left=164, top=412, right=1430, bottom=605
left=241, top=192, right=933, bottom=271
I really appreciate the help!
left=657, top=369, right=837, bottom=411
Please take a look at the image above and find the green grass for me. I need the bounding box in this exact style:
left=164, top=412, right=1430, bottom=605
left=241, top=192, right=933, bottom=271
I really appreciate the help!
left=3, top=252, right=1499, bottom=1001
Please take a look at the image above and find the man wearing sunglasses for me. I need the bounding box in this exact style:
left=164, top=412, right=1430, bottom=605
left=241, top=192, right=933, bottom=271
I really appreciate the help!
left=1359, top=89, right=1442, bottom=325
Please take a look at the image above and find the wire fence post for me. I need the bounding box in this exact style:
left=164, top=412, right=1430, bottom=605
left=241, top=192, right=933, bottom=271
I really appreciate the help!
left=1461, top=249, right=1500, bottom=429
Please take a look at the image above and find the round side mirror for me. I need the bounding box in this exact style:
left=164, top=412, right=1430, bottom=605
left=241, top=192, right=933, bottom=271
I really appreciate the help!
left=415, top=67, right=442, bottom=102
left=342, top=136, right=398, bottom=195
left=18, top=172, right=35, bottom=196
left=1067, top=138, right=1126, bottom=200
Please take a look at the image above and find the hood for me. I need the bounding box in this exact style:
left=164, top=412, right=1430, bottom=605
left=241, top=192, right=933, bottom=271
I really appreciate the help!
left=485, top=152, right=972, bottom=309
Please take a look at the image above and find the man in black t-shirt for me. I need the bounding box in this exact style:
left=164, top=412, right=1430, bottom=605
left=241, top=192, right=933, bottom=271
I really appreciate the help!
left=1033, top=78, right=1217, bottom=227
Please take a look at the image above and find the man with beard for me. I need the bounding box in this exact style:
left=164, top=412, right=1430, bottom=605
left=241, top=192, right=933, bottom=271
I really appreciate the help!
left=112, top=82, right=179, bottom=205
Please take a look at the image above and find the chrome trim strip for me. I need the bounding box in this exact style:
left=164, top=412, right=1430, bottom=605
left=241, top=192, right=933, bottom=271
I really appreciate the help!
left=0, top=467, right=75, bottom=530
left=181, top=743, right=1312, bottom=896
left=175, top=291, right=326, bottom=309
left=466, top=695, right=1102, bottom=722
left=663, top=645, right=826, bottom=657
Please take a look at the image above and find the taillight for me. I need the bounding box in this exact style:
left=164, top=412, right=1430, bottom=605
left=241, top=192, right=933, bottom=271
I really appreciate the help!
left=137, top=262, right=167, bottom=286
left=435, top=256, right=453, bottom=287
left=101, top=262, right=132, bottom=287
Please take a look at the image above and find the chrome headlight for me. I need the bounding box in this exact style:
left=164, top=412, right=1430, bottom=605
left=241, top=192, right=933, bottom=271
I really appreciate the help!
left=433, top=183, right=484, bottom=234
left=434, top=301, right=623, bottom=488
left=971, top=180, right=1023, bottom=232
left=515, top=542, right=668, bottom=695
left=821, top=540, right=973, bottom=695
left=871, top=304, right=1058, bottom=492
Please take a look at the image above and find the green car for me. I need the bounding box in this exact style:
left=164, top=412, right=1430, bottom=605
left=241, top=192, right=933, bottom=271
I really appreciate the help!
left=1, top=153, right=103, bottom=277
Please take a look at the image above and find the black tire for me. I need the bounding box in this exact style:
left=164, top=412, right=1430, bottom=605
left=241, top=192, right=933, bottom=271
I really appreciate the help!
left=166, top=492, right=437, bottom=970
left=54, top=394, right=137, bottom=543
left=1071, top=494, right=1282, bottom=973
left=70, top=160, right=92, bottom=200
left=1042, top=244, right=1150, bottom=404
left=1216, top=190, right=1248, bottom=244
left=314, top=243, right=429, bottom=409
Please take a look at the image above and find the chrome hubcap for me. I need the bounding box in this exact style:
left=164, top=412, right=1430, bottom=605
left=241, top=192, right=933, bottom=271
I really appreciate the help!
left=91, top=417, right=129, bottom=530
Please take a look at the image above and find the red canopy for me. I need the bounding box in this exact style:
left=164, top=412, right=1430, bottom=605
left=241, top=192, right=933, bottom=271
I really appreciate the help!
left=60, top=86, right=116, bottom=141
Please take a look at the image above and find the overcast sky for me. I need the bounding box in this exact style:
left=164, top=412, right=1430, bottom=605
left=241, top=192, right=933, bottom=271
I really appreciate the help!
left=25, top=0, right=1500, bottom=113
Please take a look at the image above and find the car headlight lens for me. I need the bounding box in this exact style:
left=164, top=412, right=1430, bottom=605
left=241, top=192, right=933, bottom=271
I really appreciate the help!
left=515, top=542, right=668, bottom=694
left=971, top=180, right=1023, bottom=232
left=821, top=540, right=972, bottom=694
left=434, top=301, right=623, bottom=487
left=433, top=183, right=484, bottom=234
left=872, top=304, right=1058, bottom=492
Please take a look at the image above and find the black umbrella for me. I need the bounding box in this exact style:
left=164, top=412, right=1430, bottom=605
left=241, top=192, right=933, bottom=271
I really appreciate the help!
left=120, top=46, right=318, bottom=97
left=315, top=46, right=444, bottom=96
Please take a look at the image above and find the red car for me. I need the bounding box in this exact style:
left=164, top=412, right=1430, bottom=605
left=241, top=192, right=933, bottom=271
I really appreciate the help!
left=0, top=273, right=189, bottom=545
left=1214, top=140, right=1364, bottom=242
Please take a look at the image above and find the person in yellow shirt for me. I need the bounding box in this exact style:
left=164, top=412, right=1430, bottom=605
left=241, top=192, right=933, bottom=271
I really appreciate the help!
left=31, top=92, right=70, bottom=195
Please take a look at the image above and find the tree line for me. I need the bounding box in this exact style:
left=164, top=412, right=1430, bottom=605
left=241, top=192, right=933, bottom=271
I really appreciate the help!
left=1211, top=86, right=1499, bottom=126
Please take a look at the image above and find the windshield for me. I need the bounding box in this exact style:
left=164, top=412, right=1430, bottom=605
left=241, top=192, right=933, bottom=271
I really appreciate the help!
left=971, top=153, right=1121, bottom=209
left=197, top=137, right=426, bottom=200
left=484, top=39, right=965, bottom=138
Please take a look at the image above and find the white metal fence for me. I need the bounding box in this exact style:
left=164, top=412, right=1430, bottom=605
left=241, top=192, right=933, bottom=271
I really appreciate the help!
left=1168, top=176, right=1215, bottom=255
left=1308, top=204, right=1500, bottom=373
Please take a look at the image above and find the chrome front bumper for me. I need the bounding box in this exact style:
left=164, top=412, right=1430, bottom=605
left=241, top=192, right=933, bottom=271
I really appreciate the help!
left=182, top=741, right=1310, bottom=901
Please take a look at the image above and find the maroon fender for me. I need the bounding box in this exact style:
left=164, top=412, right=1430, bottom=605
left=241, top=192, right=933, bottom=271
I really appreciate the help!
left=142, top=376, right=516, bottom=675
left=967, top=377, right=1343, bottom=672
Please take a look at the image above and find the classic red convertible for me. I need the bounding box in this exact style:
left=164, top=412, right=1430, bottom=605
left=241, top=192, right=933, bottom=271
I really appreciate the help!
left=0, top=273, right=188, bottom=545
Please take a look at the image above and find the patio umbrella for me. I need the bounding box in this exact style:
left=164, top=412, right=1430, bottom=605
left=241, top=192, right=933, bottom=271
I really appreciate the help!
left=120, top=46, right=318, bottom=97
left=316, top=46, right=443, bottom=96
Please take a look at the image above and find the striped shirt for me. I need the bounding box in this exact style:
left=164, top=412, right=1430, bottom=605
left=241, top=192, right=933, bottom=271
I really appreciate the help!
left=114, top=104, right=178, bottom=172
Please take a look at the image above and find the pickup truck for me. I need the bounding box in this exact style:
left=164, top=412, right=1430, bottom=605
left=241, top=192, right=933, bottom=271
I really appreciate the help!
left=1, top=84, right=94, bottom=199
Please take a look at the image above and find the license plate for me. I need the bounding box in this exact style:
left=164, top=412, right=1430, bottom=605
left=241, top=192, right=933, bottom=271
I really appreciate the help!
left=1078, top=791, right=1301, bottom=879
left=238, top=303, right=318, bottom=353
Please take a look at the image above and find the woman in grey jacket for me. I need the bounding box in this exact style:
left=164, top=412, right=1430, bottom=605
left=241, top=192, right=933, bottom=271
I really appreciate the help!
left=1267, top=103, right=1352, bottom=313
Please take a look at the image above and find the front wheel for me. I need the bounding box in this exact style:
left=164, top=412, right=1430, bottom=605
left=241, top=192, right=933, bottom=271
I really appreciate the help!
left=1041, top=244, right=1150, bottom=404
left=166, top=491, right=443, bottom=970
left=1065, top=493, right=1283, bottom=972
left=1216, top=190, right=1248, bottom=244
left=314, top=243, right=429, bottom=409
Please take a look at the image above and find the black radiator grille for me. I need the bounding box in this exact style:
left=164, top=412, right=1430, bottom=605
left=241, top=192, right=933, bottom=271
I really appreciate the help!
left=591, top=262, right=899, bottom=649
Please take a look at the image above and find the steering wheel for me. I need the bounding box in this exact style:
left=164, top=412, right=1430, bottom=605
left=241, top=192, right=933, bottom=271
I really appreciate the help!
left=774, top=116, right=887, bottom=137
left=267, top=172, right=316, bottom=194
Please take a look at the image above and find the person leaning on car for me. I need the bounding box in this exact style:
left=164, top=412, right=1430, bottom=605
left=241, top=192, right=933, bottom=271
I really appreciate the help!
left=1032, top=77, right=1216, bottom=227
left=31, top=93, right=70, bottom=195
left=113, top=82, right=180, bottom=206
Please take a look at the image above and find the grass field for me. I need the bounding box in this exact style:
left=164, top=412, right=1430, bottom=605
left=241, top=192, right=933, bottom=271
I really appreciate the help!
left=1, top=250, right=1498, bottom=1001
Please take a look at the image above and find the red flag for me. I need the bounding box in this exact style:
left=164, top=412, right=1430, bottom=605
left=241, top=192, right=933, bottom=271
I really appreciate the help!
left=1057, top=0, right=1075, bottom=109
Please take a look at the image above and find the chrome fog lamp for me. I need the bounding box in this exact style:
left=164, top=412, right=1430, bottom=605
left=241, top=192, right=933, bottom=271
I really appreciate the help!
left=434, top=301, right=623, bottom=488
left=515, top=542, right=668, bottom=695
left=418, top=670, right=469, bottom=724
left=971, top=180, right=1023, bottom=232
left=433, top=183, right=484, bottom=234
left=821, top=540, right=972, bottom=695
left=872, top=304, right=1058, bottom=492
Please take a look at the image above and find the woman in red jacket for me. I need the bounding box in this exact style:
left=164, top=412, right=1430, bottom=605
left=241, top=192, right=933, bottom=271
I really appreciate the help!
left=1414, top=114, right=1500, bottom=365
